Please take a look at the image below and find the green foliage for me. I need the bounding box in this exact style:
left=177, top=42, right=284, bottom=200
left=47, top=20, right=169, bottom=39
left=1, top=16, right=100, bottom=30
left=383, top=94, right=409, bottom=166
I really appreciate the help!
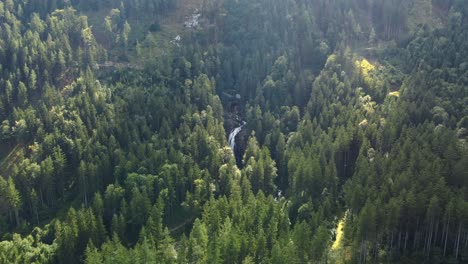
left=0, top=1, right=467, bottom=264
left=0, top=232, right=56, bottom=264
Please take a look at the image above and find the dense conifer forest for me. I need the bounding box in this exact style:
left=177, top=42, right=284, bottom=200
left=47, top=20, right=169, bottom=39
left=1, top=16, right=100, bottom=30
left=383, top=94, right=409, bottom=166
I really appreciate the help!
left=0, top=0, right=467, bottom=263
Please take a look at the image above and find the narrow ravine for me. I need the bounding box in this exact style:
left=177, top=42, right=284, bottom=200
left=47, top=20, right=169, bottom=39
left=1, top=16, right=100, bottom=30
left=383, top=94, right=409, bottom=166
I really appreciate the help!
left=228, top=121, right=246, bottom=153
left=227, top=120, right=246, bottom=167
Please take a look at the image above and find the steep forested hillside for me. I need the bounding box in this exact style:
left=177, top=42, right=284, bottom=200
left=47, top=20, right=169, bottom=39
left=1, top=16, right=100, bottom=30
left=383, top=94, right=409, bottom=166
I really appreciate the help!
left=0, top=0, right=467, bottom=263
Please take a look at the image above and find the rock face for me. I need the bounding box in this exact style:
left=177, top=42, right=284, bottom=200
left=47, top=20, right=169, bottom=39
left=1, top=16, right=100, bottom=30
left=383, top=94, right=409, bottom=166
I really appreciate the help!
left=184, top=10, right=201, bottom=28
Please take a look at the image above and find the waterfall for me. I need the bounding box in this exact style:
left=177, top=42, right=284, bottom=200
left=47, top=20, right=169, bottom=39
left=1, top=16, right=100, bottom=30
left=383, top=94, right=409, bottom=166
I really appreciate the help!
left=228, top=121, right=246, bottom=153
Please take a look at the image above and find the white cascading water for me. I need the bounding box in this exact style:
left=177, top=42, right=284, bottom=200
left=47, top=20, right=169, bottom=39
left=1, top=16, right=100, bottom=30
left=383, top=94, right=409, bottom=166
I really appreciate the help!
left=228, top=122, right=246, bottom=153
